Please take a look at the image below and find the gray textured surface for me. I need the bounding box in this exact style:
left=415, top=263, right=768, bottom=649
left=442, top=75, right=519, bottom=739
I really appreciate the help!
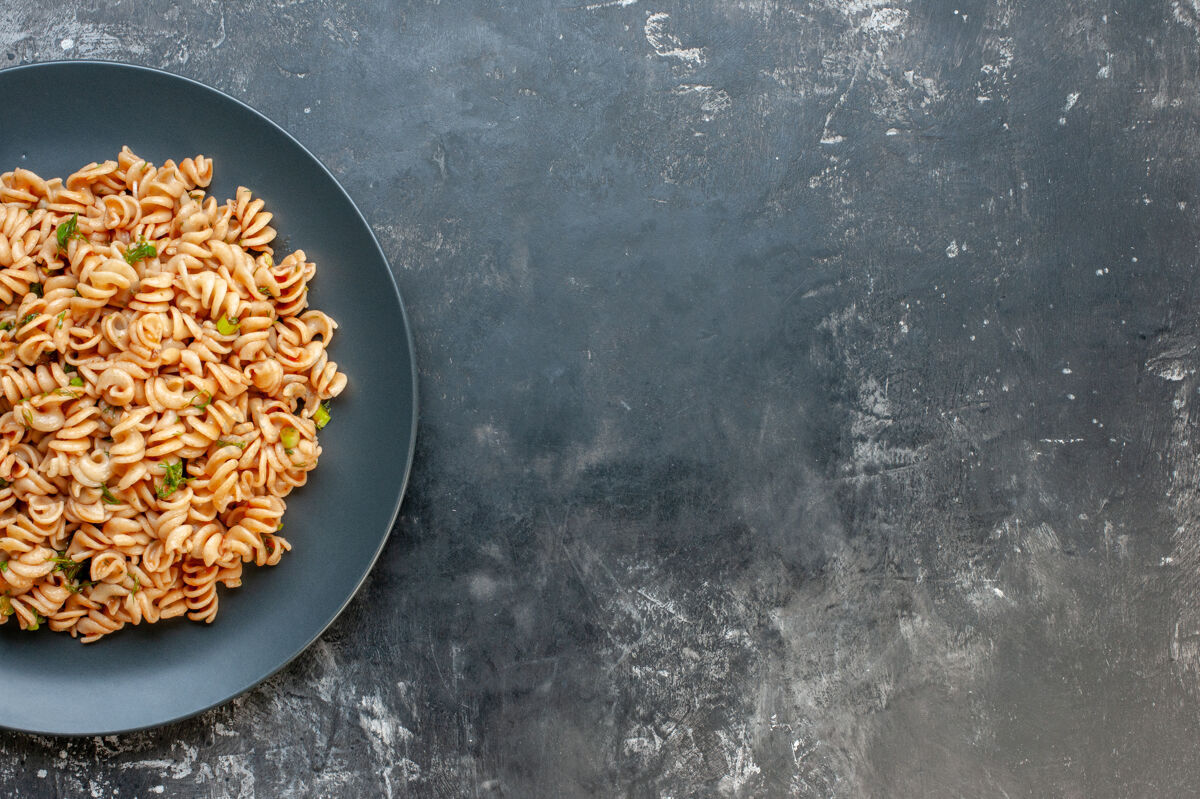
left=2, top=0, right=1199, bottom=796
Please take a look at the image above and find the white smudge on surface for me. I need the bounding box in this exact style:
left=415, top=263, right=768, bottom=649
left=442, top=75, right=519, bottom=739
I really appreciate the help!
left=583, top=0, right=639, bottom=10
left=644, top=12, right=705, bottom=66
left=671, top=84, right=731, bottom=121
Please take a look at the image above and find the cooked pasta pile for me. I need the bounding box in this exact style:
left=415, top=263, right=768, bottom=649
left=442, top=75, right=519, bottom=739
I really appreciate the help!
left=0, top=148, right=346, bottom=641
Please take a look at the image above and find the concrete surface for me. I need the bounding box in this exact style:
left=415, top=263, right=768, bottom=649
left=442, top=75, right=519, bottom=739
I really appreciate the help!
left=3, top=0, right=1199, bottom=796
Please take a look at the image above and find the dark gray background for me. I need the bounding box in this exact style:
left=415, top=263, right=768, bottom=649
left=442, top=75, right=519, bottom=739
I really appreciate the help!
left=0, top=0, right=1196, bottom=796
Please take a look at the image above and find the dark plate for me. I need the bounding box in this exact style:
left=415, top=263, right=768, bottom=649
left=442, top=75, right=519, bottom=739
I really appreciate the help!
left=0, top=61, right=417, bottom=735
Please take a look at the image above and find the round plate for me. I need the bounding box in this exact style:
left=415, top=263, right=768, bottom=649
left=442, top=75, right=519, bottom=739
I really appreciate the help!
left=0, top=61, right=417, bottom=735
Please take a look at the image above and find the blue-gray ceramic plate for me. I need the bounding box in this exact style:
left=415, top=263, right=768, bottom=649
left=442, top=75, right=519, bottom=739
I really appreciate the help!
left=0, top=61, right=417, bottom=735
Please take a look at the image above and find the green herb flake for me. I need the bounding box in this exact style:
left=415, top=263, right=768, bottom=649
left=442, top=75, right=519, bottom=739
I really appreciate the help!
left=192, top=391, right=212, bottom=410
left=0, top=596, right=11, bottom=617
left=258, top=286, right=270, bottom=296
left=100, top=485, right=122, bottom=505
left=29, top=283, right=42, bottom=298
left=21, top=408, right=32, bottom=428
left=0, top=561, right=7, bottom=572
left=123, top=238, right=157, bottom=265
left=55, top=310, right=66, bottom=329
left=215, top=439, right=246, bottom=450
left=68, top=375, right=83, bottom=387
left=155, top=459, right=192, bottom=499
left=17, top=313, right=37, bottom=328
left=314, top=403, right=331, bottom=430
left=50, top=552, right=82, bottom=582
left=62, top=363, right=76, bottom=373
left=68, top=579, right=95, bottom=594
left=0, top=322, right=12, bottom=332
left=55, top=213, right=80, bottom=251
left=216, top=315, right=240, bottom=336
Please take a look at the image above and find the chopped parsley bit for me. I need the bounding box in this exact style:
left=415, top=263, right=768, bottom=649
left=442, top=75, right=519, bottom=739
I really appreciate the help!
left=261, top=533, right=274, bottom=552
left=54, top=388, right=80, bottom=398
left=29, top=283, right=42, bottom=298
left=314, top=403, right=331, bottom=430
left=17, top=312, right=37, bottom=328
left=216, top=315, right=240, bottom=336
left=55, top=213, right=82, bottom=251
left=130, top=574, right=141, bottom=595
left=100, top=485, right=122, bottom=505
left=49, top=552, right=83, bottom=582
left=68, top=579, right=95, bottom=594
left=257, top=286, right=270, bottom=296
left=69, top=375, right=83, bottom=387
left=215, top=439, right=245, bottom=450
left=280, top=426, right=299, bottom=450
left=63, top=363, right=76, bottom=373
left=123, top=238, right=157, bottom=265
left=21, top=409, right=32, bottom=428
left=0, top=321, right=11, bottom=331
left=276, top=522, right=283, bottom=531
left=56, top=310, right=66, bottom=328
left=26, top=613, right=41, bottom=631
left=192, top=391, right=212, bottom=409
left=155, top=459, right=192, bottom=499
left=0, top=596, right=10, bottom=617
left=0, top=561, right=7, bottom=572
left=73, top=289, right=81, bottom=297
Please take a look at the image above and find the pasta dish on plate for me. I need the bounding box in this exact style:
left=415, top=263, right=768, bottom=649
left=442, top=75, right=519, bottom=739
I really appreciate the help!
left=0, top=148, right=346, bottom=641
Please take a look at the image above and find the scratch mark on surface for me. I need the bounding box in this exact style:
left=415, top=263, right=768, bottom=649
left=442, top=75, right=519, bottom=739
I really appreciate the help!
left=672, top=83, right=731, bottom=121
left=579, top=0, right=638, bottom=10
left=213, top=9, right=226, bottom=48
left=820, top=67, right=860, bottom=144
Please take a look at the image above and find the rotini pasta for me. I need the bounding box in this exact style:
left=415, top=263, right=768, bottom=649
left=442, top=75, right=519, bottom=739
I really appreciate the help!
left=0, top=149, right=345, bottom=641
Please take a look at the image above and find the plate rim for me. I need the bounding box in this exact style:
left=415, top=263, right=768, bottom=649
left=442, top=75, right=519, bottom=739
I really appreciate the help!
left=0, top=58, right=419, bottom=737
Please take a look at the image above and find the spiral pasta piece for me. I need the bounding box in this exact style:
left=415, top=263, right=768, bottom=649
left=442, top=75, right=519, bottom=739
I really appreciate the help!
left=0, top=149, right=347, bottom=641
